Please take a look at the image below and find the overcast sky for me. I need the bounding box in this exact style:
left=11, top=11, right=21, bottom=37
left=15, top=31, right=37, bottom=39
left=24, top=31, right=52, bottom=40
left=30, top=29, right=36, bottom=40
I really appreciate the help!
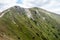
left=0, top=0, right=60, bottom=14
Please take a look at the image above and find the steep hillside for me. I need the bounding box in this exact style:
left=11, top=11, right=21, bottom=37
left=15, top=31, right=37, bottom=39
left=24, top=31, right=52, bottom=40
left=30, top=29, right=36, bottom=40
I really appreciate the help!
left=0, top=6, right=60, bottom=40
left=47, top=13, right=60, bottom=24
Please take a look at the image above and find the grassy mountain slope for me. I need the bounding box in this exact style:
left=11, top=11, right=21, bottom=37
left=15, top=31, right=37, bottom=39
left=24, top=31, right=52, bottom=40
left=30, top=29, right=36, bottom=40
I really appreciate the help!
left=47, top=13, right=60, bottom=24
left=0, top=6, right=60, bottom=40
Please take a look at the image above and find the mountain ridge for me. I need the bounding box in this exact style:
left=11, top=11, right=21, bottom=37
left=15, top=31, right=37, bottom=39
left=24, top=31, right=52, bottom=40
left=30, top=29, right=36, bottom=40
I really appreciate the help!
left=0, top=6, right=60, bottom=40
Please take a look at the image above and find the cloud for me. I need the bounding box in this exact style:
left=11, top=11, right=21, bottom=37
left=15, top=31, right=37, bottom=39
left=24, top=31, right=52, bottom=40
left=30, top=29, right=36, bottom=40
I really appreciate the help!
left=0, top=0, right=60, bottom=14
left=18, top=0, right=49, bottom=8
left=0, top=0, right=17, bottom=12
left=40, top=0, right=60, bottom=14
left=0, top=0, right=17, bottom=4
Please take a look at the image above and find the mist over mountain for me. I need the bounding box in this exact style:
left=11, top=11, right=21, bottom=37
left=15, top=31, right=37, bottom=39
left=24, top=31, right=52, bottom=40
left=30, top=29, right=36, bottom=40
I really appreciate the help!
left=0, top=6, right=60, bottom=40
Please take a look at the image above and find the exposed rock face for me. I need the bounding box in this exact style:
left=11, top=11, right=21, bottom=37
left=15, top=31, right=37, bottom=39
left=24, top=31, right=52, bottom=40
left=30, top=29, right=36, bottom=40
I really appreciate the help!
left=0, top=6, right=60, bottom=40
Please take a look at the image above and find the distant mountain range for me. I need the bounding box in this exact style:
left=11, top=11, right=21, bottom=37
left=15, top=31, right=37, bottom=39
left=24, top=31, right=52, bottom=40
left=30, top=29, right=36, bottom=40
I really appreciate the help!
left=0, top=6, right=60, bottom=40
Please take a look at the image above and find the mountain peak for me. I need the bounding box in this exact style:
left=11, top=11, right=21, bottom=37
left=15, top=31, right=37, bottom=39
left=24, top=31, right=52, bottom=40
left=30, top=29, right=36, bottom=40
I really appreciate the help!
left=0, top=5, right=60, bottom=40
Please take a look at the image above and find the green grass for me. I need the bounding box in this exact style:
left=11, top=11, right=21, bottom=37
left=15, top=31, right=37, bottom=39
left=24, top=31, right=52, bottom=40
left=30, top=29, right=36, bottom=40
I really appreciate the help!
left=0, top=6, right=60, bottom=40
